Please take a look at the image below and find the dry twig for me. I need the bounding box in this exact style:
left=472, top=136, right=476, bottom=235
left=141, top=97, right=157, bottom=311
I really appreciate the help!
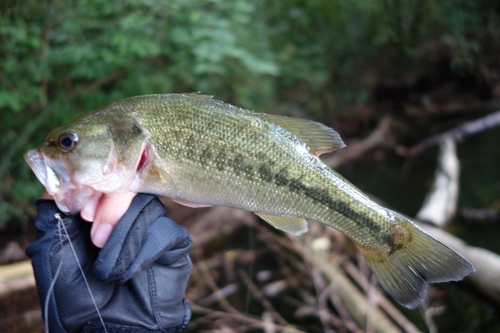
left=189, top=304, right=306, bottom=333
left=288, top=236, right=402, bottom=333
left=237, top=269, right=289, bottom=326
left=341, top=259, right=420, bottom=333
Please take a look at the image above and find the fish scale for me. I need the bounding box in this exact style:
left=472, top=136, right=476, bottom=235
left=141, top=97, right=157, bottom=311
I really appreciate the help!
left=134, top=96, right=386, bottom=242
left=25, top=93, right=474, bottom=309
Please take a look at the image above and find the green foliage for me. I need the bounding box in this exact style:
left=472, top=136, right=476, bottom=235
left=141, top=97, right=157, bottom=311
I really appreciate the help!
left=0, top=0, right=498, bottom=225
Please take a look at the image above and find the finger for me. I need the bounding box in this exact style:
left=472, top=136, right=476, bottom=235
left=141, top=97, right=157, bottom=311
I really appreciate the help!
left=91, top=191, right=137, bottom=248
left=80, top=192, right=103, bottom=222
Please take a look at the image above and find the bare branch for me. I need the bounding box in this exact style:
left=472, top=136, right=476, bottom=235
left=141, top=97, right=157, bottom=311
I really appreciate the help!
left=237, top=269, right=289, bottom=326
left=322, top=116, right=396, bottom=169
left=189, top=304, right=306, bottom=333
left=398, top=110, right=500, bottom=157
left=416, top=138, right=460, bottom=227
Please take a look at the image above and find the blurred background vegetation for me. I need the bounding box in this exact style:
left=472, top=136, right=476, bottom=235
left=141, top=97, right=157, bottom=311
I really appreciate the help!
left=2, top=1, right=500, bottom=332
left=1, top=0, right=499, bottom=224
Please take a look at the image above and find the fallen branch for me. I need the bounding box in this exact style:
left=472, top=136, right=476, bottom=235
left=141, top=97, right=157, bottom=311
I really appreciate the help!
left=322, top=116, right=396, bottom=169
left=404, top=97, right=500, bottom=118
left=416, top=138, right=459, bottom=227
left=398, top=110, right=500, bottom=157
left=460, top=208, right=500, bottom=224
left=418, top=222, right=500, bottom=306
left=0, top=260, right=35, bottom=297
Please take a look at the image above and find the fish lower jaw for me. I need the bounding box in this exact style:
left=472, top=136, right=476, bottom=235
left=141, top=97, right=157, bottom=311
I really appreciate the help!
left=50, top=184, right=99, bottom=215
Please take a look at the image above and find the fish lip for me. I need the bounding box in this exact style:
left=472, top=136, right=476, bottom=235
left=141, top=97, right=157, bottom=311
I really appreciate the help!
left=24, top=148, right=89, bottom=215
left=24, top=149, right=72, bottom=194
left=24, top=149, right=48, bottom=187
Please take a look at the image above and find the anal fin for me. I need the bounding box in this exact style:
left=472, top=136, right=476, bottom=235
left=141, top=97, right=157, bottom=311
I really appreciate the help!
left=255, top=213, right=308, bottom=235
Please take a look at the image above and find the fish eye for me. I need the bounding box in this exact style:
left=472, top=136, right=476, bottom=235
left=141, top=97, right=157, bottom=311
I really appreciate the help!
left=58, top=132, right=79, bottom=152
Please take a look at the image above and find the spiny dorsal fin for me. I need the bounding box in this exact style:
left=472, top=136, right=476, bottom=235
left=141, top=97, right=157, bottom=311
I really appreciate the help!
left=263, top=114, right=346, bottom=156
left=255, top=213, right=308, bottom=235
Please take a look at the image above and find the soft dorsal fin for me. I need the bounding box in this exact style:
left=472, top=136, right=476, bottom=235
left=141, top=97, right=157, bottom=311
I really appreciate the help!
left=262, top=114, right=346, bottom=156
left=255, top=213, right=308, bottom=235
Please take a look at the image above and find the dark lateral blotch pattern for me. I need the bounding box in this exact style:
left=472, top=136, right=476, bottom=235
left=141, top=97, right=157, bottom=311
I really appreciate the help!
left=269, top=167, right=398, bottom=249
left=174, top=133, right=397, bottom=252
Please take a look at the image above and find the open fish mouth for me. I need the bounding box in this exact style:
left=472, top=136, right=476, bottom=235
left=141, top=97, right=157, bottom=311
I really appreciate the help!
left=24, top=150, right=71, bottom=194
left=24, top=149, right=95, bottom=215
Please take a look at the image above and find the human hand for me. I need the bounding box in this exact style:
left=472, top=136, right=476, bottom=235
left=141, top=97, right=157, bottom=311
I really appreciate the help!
left=27, top=194, right=193, bottom=333
left=41, top=191, right=137, bottom=248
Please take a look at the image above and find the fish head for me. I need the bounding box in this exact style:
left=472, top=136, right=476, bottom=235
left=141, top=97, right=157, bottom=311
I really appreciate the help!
left=25, top=116, right=149, bottom=215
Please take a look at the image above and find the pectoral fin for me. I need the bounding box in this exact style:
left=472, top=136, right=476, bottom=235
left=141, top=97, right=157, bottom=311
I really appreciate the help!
left=263, top=114, right=346, bottom=156
left=148, top=156, right=180, bottom=197
left=255, top=213, right=308, bottom=235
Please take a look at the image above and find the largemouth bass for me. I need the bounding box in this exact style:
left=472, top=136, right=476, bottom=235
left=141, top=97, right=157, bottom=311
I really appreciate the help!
left=25, top=93, right=473, bottom=308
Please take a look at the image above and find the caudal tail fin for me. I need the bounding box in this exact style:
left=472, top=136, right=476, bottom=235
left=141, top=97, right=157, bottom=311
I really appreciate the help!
left=359, top=215, right=474, bottom=309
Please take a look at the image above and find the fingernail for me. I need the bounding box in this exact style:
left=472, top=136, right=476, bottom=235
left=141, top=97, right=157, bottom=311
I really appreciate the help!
left=92, top=223, right=113, bottom=248
left=81, top=206, right=96, bottom=222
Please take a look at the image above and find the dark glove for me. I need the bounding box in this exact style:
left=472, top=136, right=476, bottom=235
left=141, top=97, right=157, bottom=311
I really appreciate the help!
left=26, top=194, right=192, bottom=333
